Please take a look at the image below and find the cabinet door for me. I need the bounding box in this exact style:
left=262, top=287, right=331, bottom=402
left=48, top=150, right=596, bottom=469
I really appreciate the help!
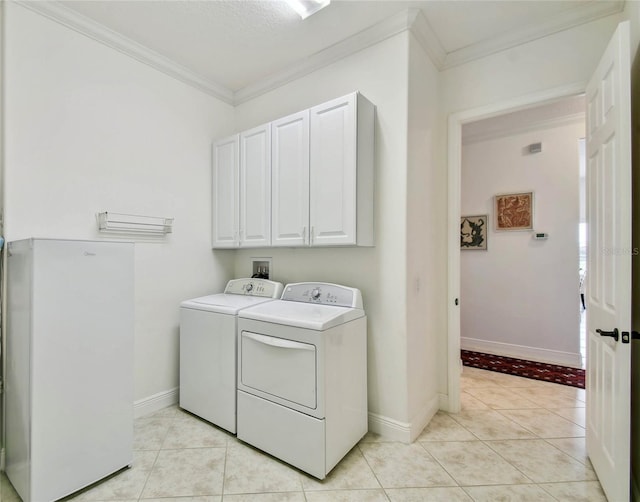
left=309, top=94, right=357, bottom=246
left=271, top=110, right=310, bottom=247
left=240, top=124, right=271, bottom=247
left=212, top=135, right=239, bottom=248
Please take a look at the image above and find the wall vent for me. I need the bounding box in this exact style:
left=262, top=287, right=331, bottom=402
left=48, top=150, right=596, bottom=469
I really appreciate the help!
left=528, top=142, right=542, bottom=154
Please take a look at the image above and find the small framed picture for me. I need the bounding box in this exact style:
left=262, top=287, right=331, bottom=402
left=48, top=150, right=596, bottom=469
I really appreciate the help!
left=494, top=192, right=534, bottom=231
left=461, top=215, right=488, bottom=250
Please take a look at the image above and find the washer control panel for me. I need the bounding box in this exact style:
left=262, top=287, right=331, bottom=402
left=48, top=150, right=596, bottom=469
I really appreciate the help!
left=281, top=282, right=363, bottom=309
left=225, top=278, right=283, bottom=298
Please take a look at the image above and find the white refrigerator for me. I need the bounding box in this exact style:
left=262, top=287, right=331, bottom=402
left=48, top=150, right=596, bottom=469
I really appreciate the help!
left=5, top=238, right=135, bottom=502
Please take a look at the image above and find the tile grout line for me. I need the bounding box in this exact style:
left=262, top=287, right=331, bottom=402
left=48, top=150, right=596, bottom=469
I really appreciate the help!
left=135, top=449, right=160, bottom=502
left=139, top=407, right=179, bottom=501
left=540, top=437, right=591, bottom=467
left=415, top=439, right=467, bottom=491
left=354, top=443, right=391, bottom=500
left=219, top=435, right=229, bottom=501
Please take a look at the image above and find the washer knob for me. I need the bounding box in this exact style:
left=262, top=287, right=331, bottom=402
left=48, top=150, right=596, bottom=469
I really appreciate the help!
left=311, top=288, right=321, bottom=300
left=245, top=283, right=254, bottom=292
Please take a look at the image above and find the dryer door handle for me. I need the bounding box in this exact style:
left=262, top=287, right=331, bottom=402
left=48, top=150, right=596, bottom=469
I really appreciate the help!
left=243, top=332, right=314, bottom=351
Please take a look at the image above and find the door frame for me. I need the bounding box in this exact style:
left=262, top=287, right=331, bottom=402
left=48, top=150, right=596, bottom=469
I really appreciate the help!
left=446, top=81, right=588, bottom=412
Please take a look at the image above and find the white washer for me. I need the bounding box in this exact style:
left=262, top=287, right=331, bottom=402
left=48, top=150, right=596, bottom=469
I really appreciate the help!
left=236, top=282, right=367, bottom=479
left=179, top=278, right=283, bottom=433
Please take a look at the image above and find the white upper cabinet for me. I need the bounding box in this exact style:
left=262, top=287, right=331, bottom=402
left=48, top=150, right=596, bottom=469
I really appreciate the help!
left=309, top=93, right=374, bottom=247
left=212, top=125, right=271, bottom=249
left=240, top=124, right=271, bottom=247
left=212, top=92, right=374, bottom=249
left=271, top=110, right=310, bottom=247
left=211, top=135, right=239, bottom=248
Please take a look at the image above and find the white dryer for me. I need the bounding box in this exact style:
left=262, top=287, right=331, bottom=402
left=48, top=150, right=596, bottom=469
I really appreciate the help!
left=179, top=278, right=283, bottom=433
left=236, top=282, right=367, bottom=479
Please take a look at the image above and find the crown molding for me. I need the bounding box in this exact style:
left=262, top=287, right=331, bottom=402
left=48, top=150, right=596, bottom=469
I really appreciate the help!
left=442, top=0, right=625, bottom=69
left=16, top=0, right=235, bottom=104
left=15, top=1, right=624, bottom=106
left=234, top=8, right=420, bottom=104
left=408, top=9, right=446, bottom=70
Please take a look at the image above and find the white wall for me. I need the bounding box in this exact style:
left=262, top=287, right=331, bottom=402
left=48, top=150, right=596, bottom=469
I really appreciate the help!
left=231, top=33, right=416, bottom=439
left=461, top=119, right=583, bottom=366
left=3, top=3, right=236, bottom=403
left=441, top=15, right=621, bottom=115
left=405, top=33, right=444, bottom=434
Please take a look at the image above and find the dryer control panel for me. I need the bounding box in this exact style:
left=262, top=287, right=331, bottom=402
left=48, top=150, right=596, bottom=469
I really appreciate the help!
left=282, top=282, right=363, bottom=309
left=225, top=278, right=284, bottom=298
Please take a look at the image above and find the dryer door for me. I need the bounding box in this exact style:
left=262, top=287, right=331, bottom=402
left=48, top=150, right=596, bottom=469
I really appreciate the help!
left=240, top=331, right=317, bottom=409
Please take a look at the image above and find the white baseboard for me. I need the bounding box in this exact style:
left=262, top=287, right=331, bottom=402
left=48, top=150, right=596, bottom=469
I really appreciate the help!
left=368, top=412, right=412, bottom=443
left=408, top=395, right=440, bottom=442
left=134, top=387, right=179, bottom=419
left=461, top=337, right=583, bottom=368
left=368, top=395, right=439, bottom=443
left=438, top=392, right=453, bottom=412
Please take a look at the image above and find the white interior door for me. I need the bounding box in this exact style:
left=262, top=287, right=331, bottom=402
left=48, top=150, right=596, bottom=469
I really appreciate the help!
left=585, top=21, right=632, bottom=502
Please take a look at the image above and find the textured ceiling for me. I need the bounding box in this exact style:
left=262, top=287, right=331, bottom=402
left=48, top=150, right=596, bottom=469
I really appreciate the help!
left=58, top=0, right=621, bottom=94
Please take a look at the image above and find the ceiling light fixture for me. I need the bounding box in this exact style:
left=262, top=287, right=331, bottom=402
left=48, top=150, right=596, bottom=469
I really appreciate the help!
left=285, top=0, right=331, bottom=19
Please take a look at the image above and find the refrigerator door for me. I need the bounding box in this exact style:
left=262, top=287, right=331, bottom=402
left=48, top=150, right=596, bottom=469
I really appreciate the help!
left=7, top=239, right=135, bottom=502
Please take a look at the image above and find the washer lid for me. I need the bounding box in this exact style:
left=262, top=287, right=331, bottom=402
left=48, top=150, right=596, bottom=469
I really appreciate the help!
left=180, top=294, right=277, bottom=314
left=238, top=300, right=365, bottom=330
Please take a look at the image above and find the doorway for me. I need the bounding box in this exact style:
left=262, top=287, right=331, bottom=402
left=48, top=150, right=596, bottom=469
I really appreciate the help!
left=446, top=82, right=587, bottom=414
left=458, top=96, right=585, bottom=372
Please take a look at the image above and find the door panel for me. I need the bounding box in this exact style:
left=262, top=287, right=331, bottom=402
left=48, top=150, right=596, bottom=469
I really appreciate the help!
left=309, top=94, right=357, bottom=246
left=240, top=331, right=317, bottom=409
left=271, top=110, right=310, bottom=246
left=237, top=391, right=326, bottom=479
left=240, top=125, right=271, bottom=247
left=586, top=21, right=632, bottom=502
left=212, top=135, right=239, bottom=248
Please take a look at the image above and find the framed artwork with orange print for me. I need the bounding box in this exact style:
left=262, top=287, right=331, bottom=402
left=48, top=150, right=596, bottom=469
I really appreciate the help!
left=494, top=192, right=534, bottom=231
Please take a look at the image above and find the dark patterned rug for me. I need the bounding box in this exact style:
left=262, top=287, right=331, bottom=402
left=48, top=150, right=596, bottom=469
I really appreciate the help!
left=461, top=350, right=585, bottom=389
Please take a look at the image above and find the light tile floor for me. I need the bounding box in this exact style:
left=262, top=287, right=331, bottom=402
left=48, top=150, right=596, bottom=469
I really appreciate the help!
left=1, top=366, right=606, bottom=501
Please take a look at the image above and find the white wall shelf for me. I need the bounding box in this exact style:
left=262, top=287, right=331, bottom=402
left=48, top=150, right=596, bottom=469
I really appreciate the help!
left=97, top=212, right=174, bottom=235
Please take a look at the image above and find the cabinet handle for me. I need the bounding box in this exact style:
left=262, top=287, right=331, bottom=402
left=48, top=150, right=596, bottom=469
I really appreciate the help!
left=310, top=226, right=315, bottom=245
left=302, top=226, right=307, bottom=244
